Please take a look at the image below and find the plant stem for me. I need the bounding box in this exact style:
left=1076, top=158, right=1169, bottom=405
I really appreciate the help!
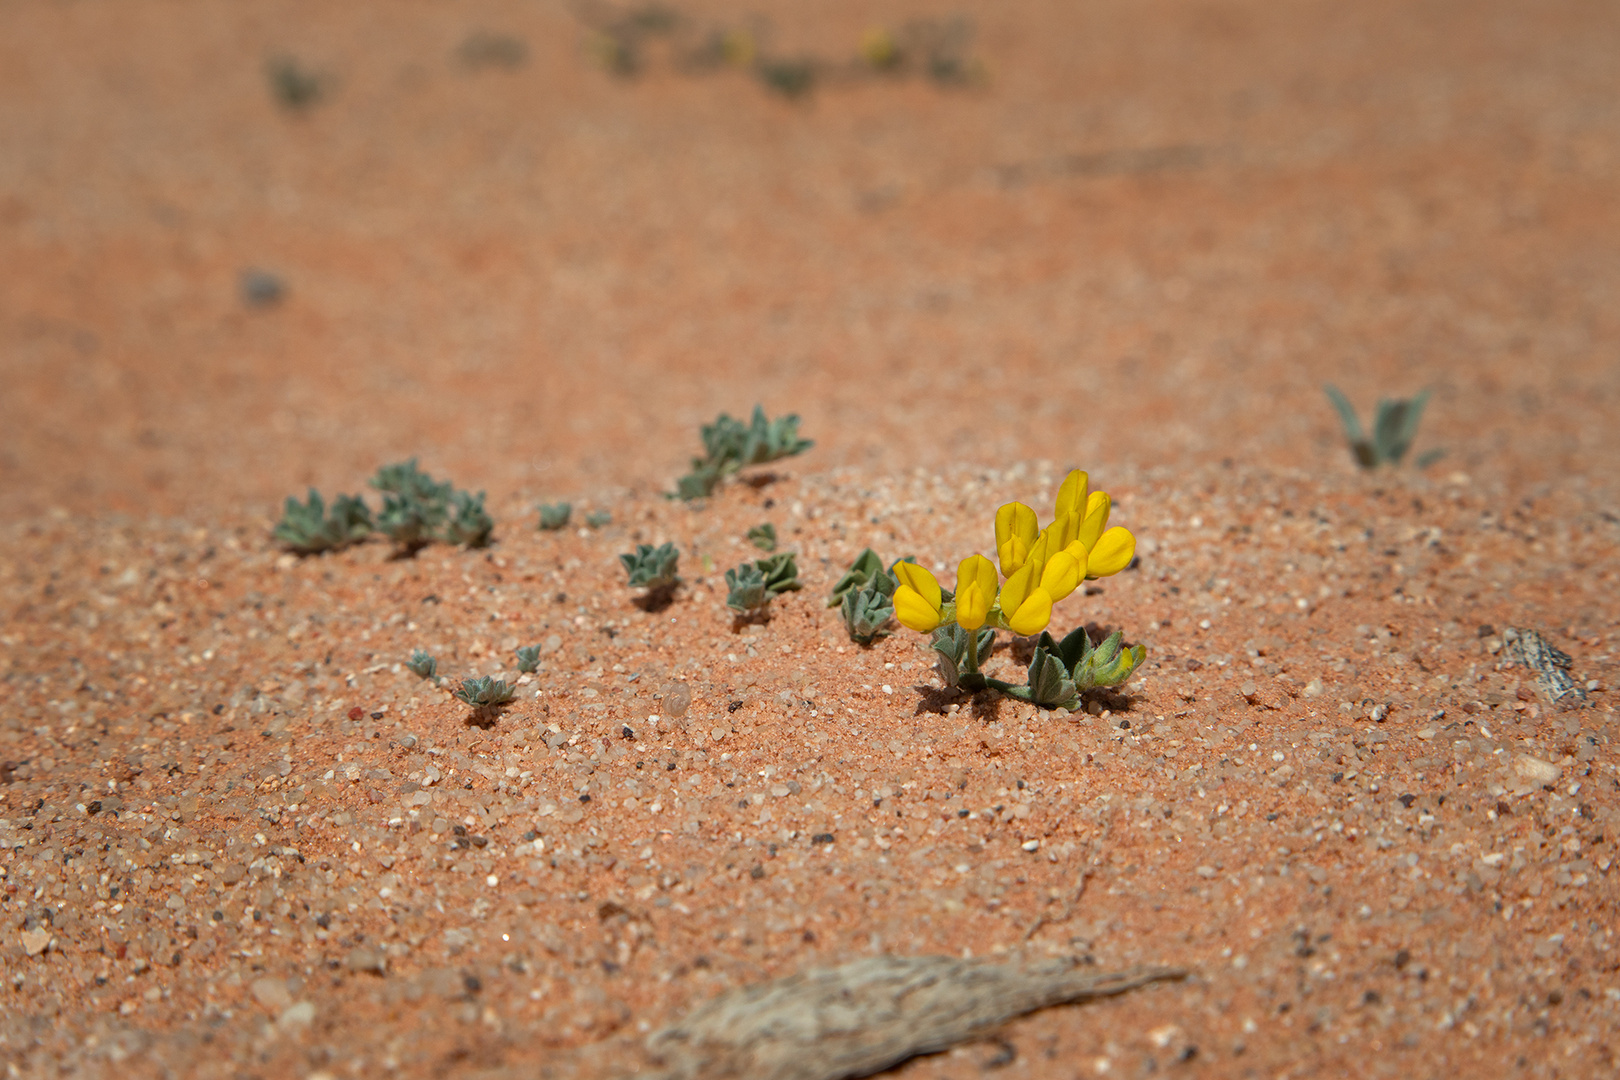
left=965, top=625, right=981, bottom=676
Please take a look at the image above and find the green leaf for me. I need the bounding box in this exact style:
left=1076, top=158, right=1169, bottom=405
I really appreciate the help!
left=747, top=523, right=778, bottom=552
left=828, top=548, right=886, bottom=607
left=755, top=552, right=802, bottom=594
left=841, top=578, right=894, bottom=644
left=406, top=650, right=438, bottom=681
left=1027, top=648, right=1080, bottom=711
left=515, top=645, right=541, bottom=673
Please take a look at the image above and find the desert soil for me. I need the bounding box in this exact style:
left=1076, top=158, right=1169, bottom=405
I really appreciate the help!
left=3, top=1, right=1620, bottom=1077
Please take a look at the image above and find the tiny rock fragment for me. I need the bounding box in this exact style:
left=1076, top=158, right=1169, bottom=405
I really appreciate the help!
left=20, top=928, right=50, bottom=957
left=1021, top=839, right=1040, bottom=852
left=347, top=947, right=387, bottom=975
left=1240, top=680, right=1258, bottom=703
left=1511, top=755, right=1561, bottom=788
left=251, top=976, right=293, bottom=1011
left=1303, top=678, right=1324, bottom=698
left=278, top=1000, right=317, bottom=1030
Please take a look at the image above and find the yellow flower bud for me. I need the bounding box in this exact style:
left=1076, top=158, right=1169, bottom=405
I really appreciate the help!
left=994, top=502, right=1038, bottom=577
left=892, top=561, right=944, bottom=632
left=1054, top=470, right=1090, bottom=519
left=954, top=554, right=997, bottom=630
left=1006, top=587, right=1053, bottom=636
left=1076, top=492, right=1111, bottom=552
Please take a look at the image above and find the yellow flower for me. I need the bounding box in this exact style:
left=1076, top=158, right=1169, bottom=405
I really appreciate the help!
left=954, top=555, right=997, bottom=630
left=995, top=561, right=1054, bottom=637
left=994, top=502, right=1038, bottom=577
left=892, top=561, right=944, bottom=633
left=1054, top=470, right=1089, bottom=519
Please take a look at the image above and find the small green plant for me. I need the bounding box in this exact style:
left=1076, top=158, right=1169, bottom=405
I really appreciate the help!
left=585, top=509, right=613, bottom=528
left=442, top=490, right=494, bottom=548
left=454, top=676, right=516, bottom=708
left=676, top=405, right=813, bottom=499
left=724, top=562, right=768, bottom=614
left=842, top=571, right=896, bottom=645
left=747, top=522, right=777, bottom=551
left=621, top=542, right=681, bottom=590
left=889, top=469, right=1146, bottom=709
left=1324, top=385, right=1440, bottom=469
left=756, top=57, right=816, bottom=98
left=370, top=460, right=493, bottom=551
left=273, top=489, right=373, bottom=554
left=266, top=56, right=324, bottom=110
left=1021, top=627, right=1146, bottom=711
left=725, top=552, right=802, bottom=615
left=406, top=650, right=439, bottom=682
left=515, top=645, right=542, bottom=673
left=537, top=502, right=572, bottom=530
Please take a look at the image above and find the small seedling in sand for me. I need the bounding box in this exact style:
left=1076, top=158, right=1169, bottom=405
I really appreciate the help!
left=676, top=405, right=813, bottom=499
left=454, top=676, right=516, bottom=708
left=890, top=469, right=1144, bottom=708
left=273, top=490, right=373, bottom=555
left=406, top=650, right=439, bottom=682
left=585, top=509, right=613, bottom=528
left=458, top=31, right=528, bottom=70
left=725, top=552, right=802, bottom=615
left=537, top=502, right=572, bottom=530
left=515, top=645, right=542, bottom=673
left=842, top=572, right=896, bottom=645
left=622, top=542, right=680, bottom=590
left=747, top=522, right=777, bottom=551
left=443, top=491, right=494, bottom=548
left=724, top=562, right=768, bottom=614
left=1323, top=385, right=1441, bottom=469
left=756, top=57, right=816, bottom=98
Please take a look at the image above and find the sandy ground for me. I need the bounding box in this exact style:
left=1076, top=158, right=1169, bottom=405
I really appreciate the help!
left=3, top=1, right=1620, bottom=1077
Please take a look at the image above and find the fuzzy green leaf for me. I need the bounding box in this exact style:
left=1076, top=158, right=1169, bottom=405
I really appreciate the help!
left=515, top=645, right=541, bottom=674
left=828, top=548, right=886, bottom=607
left=755, top=552, right=802, bottom=594
left=406, top=650, right=438, bottom=681
left=841, top=578, right=894, bottom=644
left=747, top=523, right=777, bottom=552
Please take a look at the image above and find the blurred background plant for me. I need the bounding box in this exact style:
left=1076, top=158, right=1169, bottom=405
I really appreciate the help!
left=676, top=405, right=813, bottom=499
left=265, top=55, right=325, bottom=111
left=537, top=502, right=572, bottom=530
left=1324, top=385, right=1442, bottom=469
left=273, top=490, right=372, bottom=555
left=747, top=522, right=777, bottom=551
left=575, top=3, right=983, bottom=99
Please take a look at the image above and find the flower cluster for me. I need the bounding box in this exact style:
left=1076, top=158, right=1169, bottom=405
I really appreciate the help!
left=892, top=470, right=1137, bottom=638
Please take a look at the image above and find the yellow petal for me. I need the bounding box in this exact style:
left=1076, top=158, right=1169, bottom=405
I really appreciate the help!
left=891, top=560, right=941, bottom=611
left=1048, top=511, right=1080, bottom=552
left=1076, top=492, right=1111, bottom=551
left=1038, top=549, right=1082, bottom=602
left=955, top=581, right=989, bottom=630
left=997, top=561, right=1036, bottom=619
left=1086, top=526, right=1136, bottom=578
left=893, top=585, right=943, bottom=632
left=954, top=554, right=998, bottom=630
left=1054, top=470, right=1089, bottom=519
left=994, top=502, right=1038, bottom=575
left=1007, top=588, right=1054, bottom=637
left=958, top=554, right=998, bottom=603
